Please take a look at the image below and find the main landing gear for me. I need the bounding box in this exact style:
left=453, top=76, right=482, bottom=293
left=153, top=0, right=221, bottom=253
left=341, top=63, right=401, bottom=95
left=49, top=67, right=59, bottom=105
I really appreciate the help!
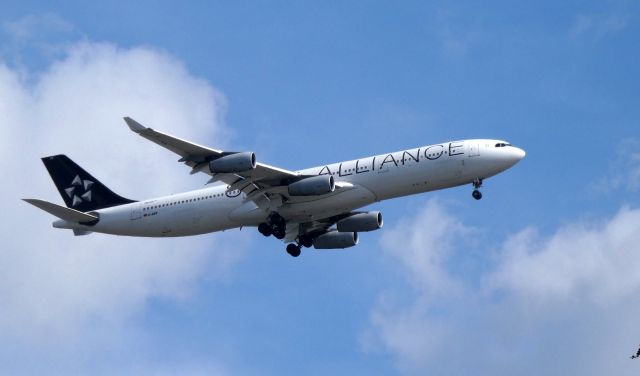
left=285, top=235, right=313, bottom=258
left=257, top=212, right=313, bottom=258
left=472, top=178, right=483, bottom=200
left=258, top=212, right=286, bottom=239
left=286, top=243, right=301, bottom=257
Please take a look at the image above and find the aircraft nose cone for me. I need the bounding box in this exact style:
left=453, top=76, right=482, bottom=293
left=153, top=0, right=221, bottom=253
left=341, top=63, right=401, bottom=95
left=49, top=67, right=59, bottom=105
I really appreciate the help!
left=513, top=147, right=526, bottom=161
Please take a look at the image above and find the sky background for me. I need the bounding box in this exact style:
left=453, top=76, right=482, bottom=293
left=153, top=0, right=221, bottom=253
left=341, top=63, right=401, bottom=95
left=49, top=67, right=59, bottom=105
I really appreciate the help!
left=1, top=1, right=640, bottom=375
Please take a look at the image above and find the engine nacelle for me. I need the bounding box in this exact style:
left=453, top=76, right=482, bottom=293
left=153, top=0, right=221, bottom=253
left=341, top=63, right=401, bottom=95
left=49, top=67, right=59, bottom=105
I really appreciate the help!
left=288, top=175, right=335, bottom=196
left=337, top=211, right=383, bottom=232
left=209, top=152, right=256, bottom=173
left=313, top=231, right=358, bottom=249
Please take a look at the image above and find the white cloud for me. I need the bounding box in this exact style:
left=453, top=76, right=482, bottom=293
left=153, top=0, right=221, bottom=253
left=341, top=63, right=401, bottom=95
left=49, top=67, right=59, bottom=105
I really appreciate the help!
left=379, top=199, right=475, bottom=296
left=569, top=13, right=630, bottom=40
left=1, top=13, right=76, bottom=67
left=365, top=199, right=640, bottom=375
left=0, top=40, right=247, bottom=372
left=570, top=14, right=594, bottom=38
left=430, top=7, right=481, bottom=60
left=487, top=207, right=640, bottom=304
left=2, top=13, right=73, bottom=41
left=595, top=138, right=640, bottom=194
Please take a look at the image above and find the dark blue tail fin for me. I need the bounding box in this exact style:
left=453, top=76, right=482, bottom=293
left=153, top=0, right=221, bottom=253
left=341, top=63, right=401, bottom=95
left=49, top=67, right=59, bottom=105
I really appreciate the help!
left=41, top=155, right=136, bottom=211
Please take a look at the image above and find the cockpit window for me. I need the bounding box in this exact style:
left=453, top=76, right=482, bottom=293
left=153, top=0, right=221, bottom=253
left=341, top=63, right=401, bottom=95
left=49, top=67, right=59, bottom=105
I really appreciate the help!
left=495, top=143, right=512, bottom=148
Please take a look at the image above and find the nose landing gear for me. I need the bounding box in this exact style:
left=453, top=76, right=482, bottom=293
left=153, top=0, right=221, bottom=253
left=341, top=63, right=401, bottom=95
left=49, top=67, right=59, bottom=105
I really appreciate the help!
left=472, top=178, right=483, bottom=200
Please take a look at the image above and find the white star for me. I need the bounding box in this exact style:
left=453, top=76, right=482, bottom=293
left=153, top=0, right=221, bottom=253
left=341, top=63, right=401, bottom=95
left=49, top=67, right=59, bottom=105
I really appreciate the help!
left=66, top=176, right=93, bottom=205
left=72, top=195, right=83, bottom=206
left=71, top=175, right=82, bottom=186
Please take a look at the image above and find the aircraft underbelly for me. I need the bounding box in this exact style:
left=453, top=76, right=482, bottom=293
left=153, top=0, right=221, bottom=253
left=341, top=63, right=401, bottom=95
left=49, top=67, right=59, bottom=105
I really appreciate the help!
left=91, top=200, right=237, bottom=237
left=157, top=202, right=237, bottom=237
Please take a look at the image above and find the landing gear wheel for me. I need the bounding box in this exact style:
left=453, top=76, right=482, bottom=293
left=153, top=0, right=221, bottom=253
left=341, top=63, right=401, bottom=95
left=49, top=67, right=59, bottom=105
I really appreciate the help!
left=258, top=223, right=272, bottom=237
left=471, top=178, right=483, bottom=200
left=272, top=227, right=286, bottom=240
left=268, top=212, right=285, bottom=227
left=286, top=243, right=301, bottom=257
left=298, top=235, right=313, bottom=248
left=266, top=212, right=286, bottom=239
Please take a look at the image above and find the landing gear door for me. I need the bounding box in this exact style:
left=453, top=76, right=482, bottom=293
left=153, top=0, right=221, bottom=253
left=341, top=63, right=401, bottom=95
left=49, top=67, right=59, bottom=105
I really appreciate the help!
left=468, top=142, right=480, bottom=157
left=130, top=203, right=142, bottom=220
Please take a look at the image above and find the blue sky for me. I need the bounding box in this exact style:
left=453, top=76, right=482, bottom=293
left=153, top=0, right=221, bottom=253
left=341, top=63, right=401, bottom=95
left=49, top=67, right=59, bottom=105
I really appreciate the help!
left=1, top=1, right=640, bottom=375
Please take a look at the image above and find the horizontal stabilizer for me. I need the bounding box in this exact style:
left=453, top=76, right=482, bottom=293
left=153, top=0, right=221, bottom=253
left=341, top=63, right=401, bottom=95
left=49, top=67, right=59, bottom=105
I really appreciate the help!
left=23, top=198, right=98, bottom=223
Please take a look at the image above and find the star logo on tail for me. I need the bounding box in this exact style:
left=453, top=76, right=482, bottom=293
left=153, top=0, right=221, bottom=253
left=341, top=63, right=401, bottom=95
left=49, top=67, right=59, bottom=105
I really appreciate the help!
left=65, top=175, right=94, bottom=207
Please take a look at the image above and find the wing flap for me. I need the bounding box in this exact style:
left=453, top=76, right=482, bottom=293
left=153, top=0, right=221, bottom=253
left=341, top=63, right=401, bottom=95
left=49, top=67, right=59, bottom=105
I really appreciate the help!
left=23, top=198, right=98, bottom=223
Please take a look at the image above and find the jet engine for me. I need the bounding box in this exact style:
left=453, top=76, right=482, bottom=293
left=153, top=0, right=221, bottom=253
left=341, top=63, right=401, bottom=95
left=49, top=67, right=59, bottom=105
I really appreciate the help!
left=337, top=211, right=383, bottom=232
left=288, top=175, right=335, bottom=196
left=209, top=152, right=256, bottom=173
left=313, top=231, right=358, bottom=249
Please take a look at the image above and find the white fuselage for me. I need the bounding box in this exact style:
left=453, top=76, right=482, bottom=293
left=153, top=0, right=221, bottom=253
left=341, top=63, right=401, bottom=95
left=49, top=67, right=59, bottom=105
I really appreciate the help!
left=54, top=139, right=525, bottom=237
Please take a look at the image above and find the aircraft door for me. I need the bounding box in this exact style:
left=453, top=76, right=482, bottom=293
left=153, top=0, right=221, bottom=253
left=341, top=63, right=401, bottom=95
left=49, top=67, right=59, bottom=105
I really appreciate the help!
left=468, top=142, right=480, bottom=157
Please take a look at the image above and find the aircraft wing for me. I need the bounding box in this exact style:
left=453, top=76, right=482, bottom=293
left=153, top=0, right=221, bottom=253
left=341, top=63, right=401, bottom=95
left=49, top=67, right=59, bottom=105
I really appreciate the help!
left=124, top=117, right=302, bottom=202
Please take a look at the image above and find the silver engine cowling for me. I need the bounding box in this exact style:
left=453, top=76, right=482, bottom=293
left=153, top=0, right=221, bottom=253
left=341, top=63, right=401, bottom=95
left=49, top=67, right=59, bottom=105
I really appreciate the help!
left=313, top=231, right=358, bottom=249
left=288, top=175, right=335, bottom=196
left=209, top=152, right=256, bottom=173
left=337, top=211, right=383, bottom=232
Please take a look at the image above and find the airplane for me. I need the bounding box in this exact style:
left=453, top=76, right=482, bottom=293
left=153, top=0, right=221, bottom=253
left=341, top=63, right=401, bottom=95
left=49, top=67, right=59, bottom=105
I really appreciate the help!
left=24, top=117, right=526, bottom=257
